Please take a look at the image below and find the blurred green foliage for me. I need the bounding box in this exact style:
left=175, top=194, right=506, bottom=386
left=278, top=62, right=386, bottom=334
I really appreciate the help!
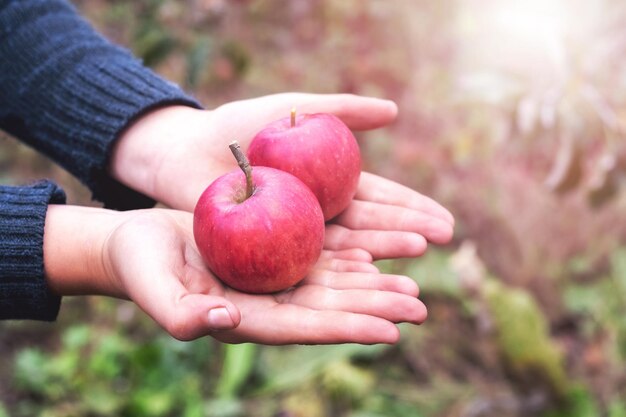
left=3, top=0, right=626, bottom=416
left=13, top=324, right=212, bottom=417
left=483, top=279, right=568, bottom=398
left=564, top=248, right=626, bottom=360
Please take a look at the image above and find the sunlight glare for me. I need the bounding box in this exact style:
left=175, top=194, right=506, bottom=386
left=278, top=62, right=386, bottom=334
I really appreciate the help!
left=462, top=0, right=597, bottom=84
left=490, top=0, right=568, bottom=50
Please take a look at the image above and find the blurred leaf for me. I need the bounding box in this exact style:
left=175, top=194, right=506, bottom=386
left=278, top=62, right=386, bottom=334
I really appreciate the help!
left=516, top=95, right=538, bottom=136
left=563, top=284, right=604, bottom=316
left=259, top=344, right=387, bottom=394
left=545, top=136, right=583, bottom=194
left=14, top=348, right=49, bottom=394
left=204, top=397, right=245, bottom=417
left=61, top=325, right=91, bottom=351
left=566, top=255, right=595, bottom=276
left=581, top=84, right=620, bottom=132
left=104, top=2, right=135, bottom=27
left=484, top=279, right=569, bottom=398
left=186, top=36, right=213, bottom=88
left=450, top=240, right=485, bottom=295
left=320, top=360, right=375, bottom=404
left=566, top=249, right=626, bottom=313
left=352, top=393, right=427, bottom=417
left=216, top=343, right=258, bottom=398
left=82, top=384, right=124, bottom=416
left=131, top=342, right=162, bottom=370
left=180, top=376, right=205, bottom=417
left=565, top=247, right=626, bottom=362
left=127, top=389, right=176, bottom=417
left=544, top=385, right=599, bottom=417
left=88, top=334, right=129, bottom=379
left=46, top=349, right=80, bottom=383
left=281, top=385, right=326, bottom=417
left=349, top=413, right=387, bottom=417
left=220, top=41, right=250, bottom=78
left=609, top=401, right=626, bottom=417
left=587, top=153, right=619, bottom=208
left=402, top=249, right=461, bottom=298
left=211, top=40, right=250, bottom=82
left=611, top=247, right=626, bottom=281
left=133, top=22, right=176, bottom=67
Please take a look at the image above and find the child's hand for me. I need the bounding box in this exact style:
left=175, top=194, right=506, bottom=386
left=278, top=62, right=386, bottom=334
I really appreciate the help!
left=110, top=93, right=398, bottom=211
left=325, top=172, right=454, bottom=259
left=44, top=207, right=425, bottom=344
left=110, top=93, right=454, bottom=260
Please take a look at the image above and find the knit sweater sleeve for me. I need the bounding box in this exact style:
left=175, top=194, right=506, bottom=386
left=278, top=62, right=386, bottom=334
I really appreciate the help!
left=0, top=0, right=202, bottom=210
left=0, top=180, right=66, bottom=321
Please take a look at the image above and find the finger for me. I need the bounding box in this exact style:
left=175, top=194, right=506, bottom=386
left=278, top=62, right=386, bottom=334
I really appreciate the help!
left=356, top=172, right=455, bottom=225
left=165, top=293, right=242, bottom=341
left=319, top=248, right=374, bottom=263
left=281, top=285, right=427, bottom=325
left=334, top=200, right=454, bottom=244
left=302, top=270, right=419, bottom=297
left=220, top=93, right=398, bottom=133
left=317, top=249, right=378, bottom=272
left=316, top=258, right=380, bottom=273
left=324, top=224, right=427, bottom=260
left=131, top=282, right=242, bottom=341
left=126, top=260, right=241, bottom=341
left=294, top=93, right=398, bottom=131
left=214, top=303, right=401, bottom=345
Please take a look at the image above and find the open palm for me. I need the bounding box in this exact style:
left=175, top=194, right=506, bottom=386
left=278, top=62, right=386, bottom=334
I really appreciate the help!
left=104, top=209, right=425, bottom=344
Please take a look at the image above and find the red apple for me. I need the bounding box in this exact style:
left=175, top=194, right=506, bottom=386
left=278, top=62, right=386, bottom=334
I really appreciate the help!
left=193, top=142, right=325, bottom=294
left=247, top=111, right=361, bottom=220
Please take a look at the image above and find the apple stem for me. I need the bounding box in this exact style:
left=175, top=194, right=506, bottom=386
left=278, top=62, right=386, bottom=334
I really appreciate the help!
left=229, top=141, right=254, bottom=199
left=290, top=107, right=296, bottom=128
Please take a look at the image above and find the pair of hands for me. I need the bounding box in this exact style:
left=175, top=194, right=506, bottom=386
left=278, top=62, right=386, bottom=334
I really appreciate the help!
left=65, top=93, right=454, bottom=345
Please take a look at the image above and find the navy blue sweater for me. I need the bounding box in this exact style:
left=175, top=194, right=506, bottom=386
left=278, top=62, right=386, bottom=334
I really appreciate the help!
left=0, top=0, right=201, bottom=320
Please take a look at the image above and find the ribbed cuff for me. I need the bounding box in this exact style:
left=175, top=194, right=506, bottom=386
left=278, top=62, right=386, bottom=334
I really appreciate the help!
left=24, top=53, right=203, bottom=210
left=60, top=61, right=203, bottom=210
left=0, top=180, right=66, bottom=321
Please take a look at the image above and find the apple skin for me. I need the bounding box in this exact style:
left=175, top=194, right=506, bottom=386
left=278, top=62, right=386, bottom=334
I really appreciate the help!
left=247, top=113, right=361, bottom=221
left=193, top=166, right=325, bottom=294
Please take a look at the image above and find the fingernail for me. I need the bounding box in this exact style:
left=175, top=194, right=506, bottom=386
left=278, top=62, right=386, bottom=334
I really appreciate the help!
left=208, top=307, right=235, bottom=330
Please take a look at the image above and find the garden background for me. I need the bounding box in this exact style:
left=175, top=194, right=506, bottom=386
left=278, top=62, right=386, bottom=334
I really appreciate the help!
left=1, top=1, right=626, bottom=416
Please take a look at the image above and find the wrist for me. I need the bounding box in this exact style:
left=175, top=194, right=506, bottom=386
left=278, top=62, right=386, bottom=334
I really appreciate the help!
left=43, top=205, right=127, bottom=298
left=109, top=105, right=211, bottom=205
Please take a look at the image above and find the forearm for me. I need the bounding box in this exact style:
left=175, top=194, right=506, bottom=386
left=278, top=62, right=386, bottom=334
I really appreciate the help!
left=43, top=205, right=127, bottom=298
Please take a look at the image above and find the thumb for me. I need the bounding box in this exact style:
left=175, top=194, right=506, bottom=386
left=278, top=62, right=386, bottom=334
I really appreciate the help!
left=131, top=281, right=242, bottom=341
left=160, top=293, right=242, bottom=341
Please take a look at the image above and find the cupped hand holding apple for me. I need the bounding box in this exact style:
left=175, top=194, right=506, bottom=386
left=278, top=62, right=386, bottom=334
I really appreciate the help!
left=110, top=93, right=455, bottom=260
left=44, top=205, right=425, bottom=344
